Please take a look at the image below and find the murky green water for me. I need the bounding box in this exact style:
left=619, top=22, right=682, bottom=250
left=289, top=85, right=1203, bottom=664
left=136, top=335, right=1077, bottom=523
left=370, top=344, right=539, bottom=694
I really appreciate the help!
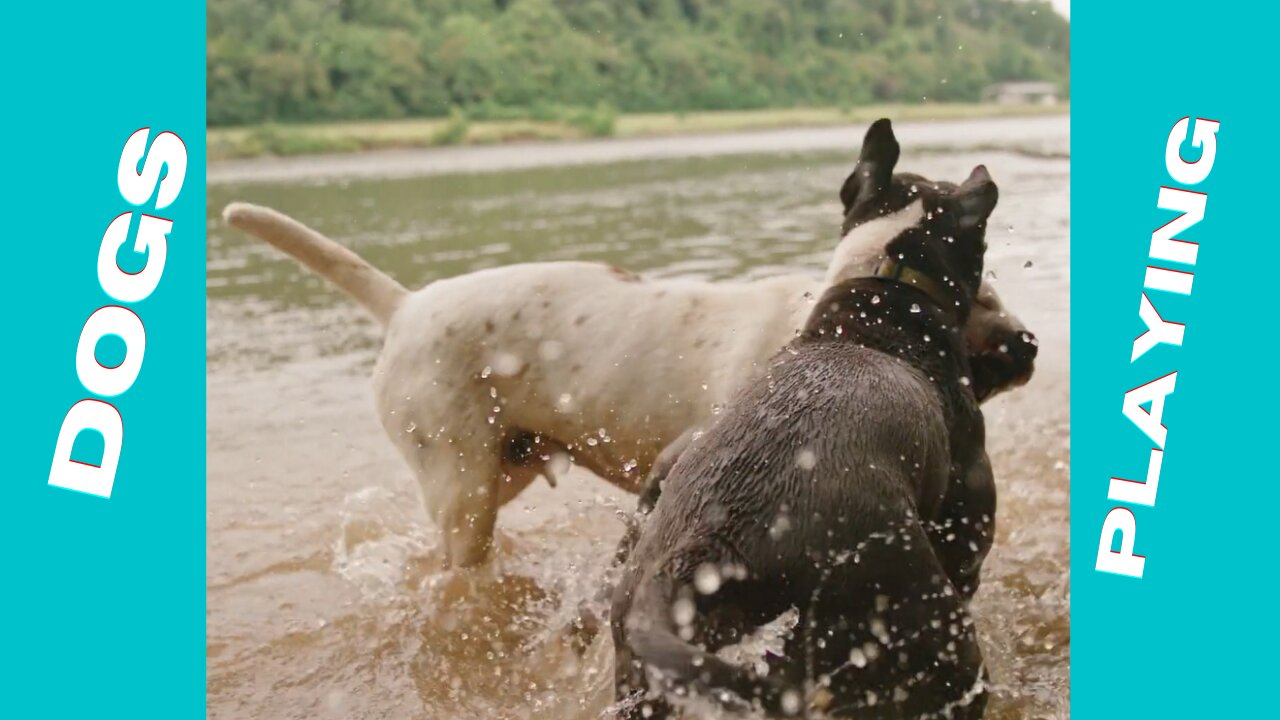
left=207, top=119, right=1069, bottom=719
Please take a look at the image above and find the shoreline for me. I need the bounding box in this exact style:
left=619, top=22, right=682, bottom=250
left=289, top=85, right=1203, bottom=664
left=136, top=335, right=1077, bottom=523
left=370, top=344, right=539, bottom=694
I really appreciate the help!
left=208, top=103, right=1067, bottom=160
left=207, top=112, right=1069, bottom=186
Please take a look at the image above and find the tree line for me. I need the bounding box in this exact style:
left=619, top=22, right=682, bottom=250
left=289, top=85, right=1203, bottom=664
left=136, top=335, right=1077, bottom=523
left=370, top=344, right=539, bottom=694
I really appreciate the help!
left=208, top=0, right=1069, bottom=127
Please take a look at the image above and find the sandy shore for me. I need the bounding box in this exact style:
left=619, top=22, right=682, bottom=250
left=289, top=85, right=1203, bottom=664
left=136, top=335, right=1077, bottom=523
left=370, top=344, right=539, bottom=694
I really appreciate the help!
left=208, top=114, right=1068, bottom=186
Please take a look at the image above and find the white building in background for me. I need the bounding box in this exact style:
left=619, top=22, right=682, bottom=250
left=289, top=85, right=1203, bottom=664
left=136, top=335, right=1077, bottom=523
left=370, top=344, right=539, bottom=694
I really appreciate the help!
left=983, top=81, right=1060, bottom=106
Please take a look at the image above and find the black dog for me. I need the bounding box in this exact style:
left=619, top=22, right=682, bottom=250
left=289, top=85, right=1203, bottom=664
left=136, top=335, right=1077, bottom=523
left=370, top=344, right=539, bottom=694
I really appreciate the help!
left=610, top=121, right=1002, bottom=719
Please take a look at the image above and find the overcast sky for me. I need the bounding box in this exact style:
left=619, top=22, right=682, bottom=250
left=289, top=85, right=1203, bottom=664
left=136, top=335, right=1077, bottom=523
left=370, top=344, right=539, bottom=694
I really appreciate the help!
left=1051, top=0, right=1070, bottom=19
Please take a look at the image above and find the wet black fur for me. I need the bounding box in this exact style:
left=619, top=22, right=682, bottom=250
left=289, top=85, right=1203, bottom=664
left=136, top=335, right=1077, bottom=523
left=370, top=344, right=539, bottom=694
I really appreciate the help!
left=836, top=119, right=1034, bottom=402
left=610, top=119, right=999, bottom=719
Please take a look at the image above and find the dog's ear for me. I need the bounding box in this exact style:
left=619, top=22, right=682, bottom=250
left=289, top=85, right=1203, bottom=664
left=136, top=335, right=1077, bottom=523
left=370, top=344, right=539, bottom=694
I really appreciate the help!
left=840, top=118, right=900, bottom=210
left=956, top=164, right=999, bottom=229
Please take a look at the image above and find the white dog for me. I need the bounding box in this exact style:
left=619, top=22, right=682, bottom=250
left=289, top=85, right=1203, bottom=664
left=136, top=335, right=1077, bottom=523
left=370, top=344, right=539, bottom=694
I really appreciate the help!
left=224, top=120, right=1035, bottom=568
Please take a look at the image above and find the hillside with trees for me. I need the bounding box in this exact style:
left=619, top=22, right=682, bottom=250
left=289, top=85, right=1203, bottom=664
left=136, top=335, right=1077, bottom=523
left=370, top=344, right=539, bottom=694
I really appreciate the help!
left=207, top=0, right=1069, bottom=127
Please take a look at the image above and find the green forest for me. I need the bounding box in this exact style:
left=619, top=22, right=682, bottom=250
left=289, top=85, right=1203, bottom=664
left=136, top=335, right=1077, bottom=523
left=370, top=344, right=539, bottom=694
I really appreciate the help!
left=207, top=0, right=1069, bottom=127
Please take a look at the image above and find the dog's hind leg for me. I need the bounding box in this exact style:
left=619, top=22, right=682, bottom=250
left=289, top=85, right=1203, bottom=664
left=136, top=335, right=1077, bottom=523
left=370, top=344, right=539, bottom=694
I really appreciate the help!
left=804, top=527, right=988, bottom=719
left=409, top=436, right=507, bottom=569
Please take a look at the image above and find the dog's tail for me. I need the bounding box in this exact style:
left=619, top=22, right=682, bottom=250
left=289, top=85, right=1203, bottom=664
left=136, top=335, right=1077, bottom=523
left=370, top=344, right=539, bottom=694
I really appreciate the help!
left=222, top=202, right=408, bottom=326
left=624, top=578, right=799, bottom=717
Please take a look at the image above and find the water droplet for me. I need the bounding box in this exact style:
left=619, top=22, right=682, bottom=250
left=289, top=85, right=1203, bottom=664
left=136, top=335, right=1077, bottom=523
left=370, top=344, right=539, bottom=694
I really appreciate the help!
left=694, top=564, right=722, bottom=594
left=672, top=597, right=696, bottom=626
left=781, top=690, right=803, bottom=715
left=492, top=353, right=522, bottom=377
left=769, top=512, right=793, bottom=540
left=796, top=448, right=818, bottom=470
left=537, top=340, right=564, bottom=362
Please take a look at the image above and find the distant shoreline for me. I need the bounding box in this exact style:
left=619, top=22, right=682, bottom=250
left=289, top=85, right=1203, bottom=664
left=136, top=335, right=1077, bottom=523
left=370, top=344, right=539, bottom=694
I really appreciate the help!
left=208, top=103, right=1068, bottom=163
left=207, top=112, right=1069, bottom=187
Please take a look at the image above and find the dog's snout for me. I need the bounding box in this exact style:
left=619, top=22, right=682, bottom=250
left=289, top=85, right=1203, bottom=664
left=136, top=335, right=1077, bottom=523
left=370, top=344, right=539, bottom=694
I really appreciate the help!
left=1007, top=329, right=1039, bottom=365
left=971, top=328, right=1038, bottom=401
left=994, top=328, right=1037, bottom=380
left=999, top=329, right=1038, bottom=393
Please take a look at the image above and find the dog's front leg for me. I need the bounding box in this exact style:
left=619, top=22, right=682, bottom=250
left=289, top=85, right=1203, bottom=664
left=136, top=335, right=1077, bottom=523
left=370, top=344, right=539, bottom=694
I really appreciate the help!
left=567, top=428, right=701, bottom=655
left=928, top=449, right=996, bottom=601
left=619, top=426, right=699, bottom=563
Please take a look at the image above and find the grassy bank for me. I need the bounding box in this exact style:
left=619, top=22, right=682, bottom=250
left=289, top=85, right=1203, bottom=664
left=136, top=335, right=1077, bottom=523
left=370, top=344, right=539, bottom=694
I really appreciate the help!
left=207, top=103, right=1068, bottom=162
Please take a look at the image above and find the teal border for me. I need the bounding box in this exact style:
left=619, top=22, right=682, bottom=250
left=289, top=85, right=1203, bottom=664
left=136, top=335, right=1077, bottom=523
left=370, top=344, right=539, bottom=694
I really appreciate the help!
left=1073, top=2, right=1276, bottom=715
left=0, top=3, right=205, bottom=716
left=5, top=1, right=1278, bottom=715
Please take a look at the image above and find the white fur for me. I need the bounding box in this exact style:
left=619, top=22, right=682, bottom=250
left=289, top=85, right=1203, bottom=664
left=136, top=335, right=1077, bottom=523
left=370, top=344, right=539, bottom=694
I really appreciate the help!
left=225, top=201, right=1021, bottom=567
left=825, top=200, right=925, bottom=286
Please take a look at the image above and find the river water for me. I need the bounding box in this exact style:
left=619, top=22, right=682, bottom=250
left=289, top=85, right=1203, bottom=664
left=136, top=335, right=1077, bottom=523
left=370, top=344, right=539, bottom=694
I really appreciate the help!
left=206, top=115, right=1070, bottom=719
